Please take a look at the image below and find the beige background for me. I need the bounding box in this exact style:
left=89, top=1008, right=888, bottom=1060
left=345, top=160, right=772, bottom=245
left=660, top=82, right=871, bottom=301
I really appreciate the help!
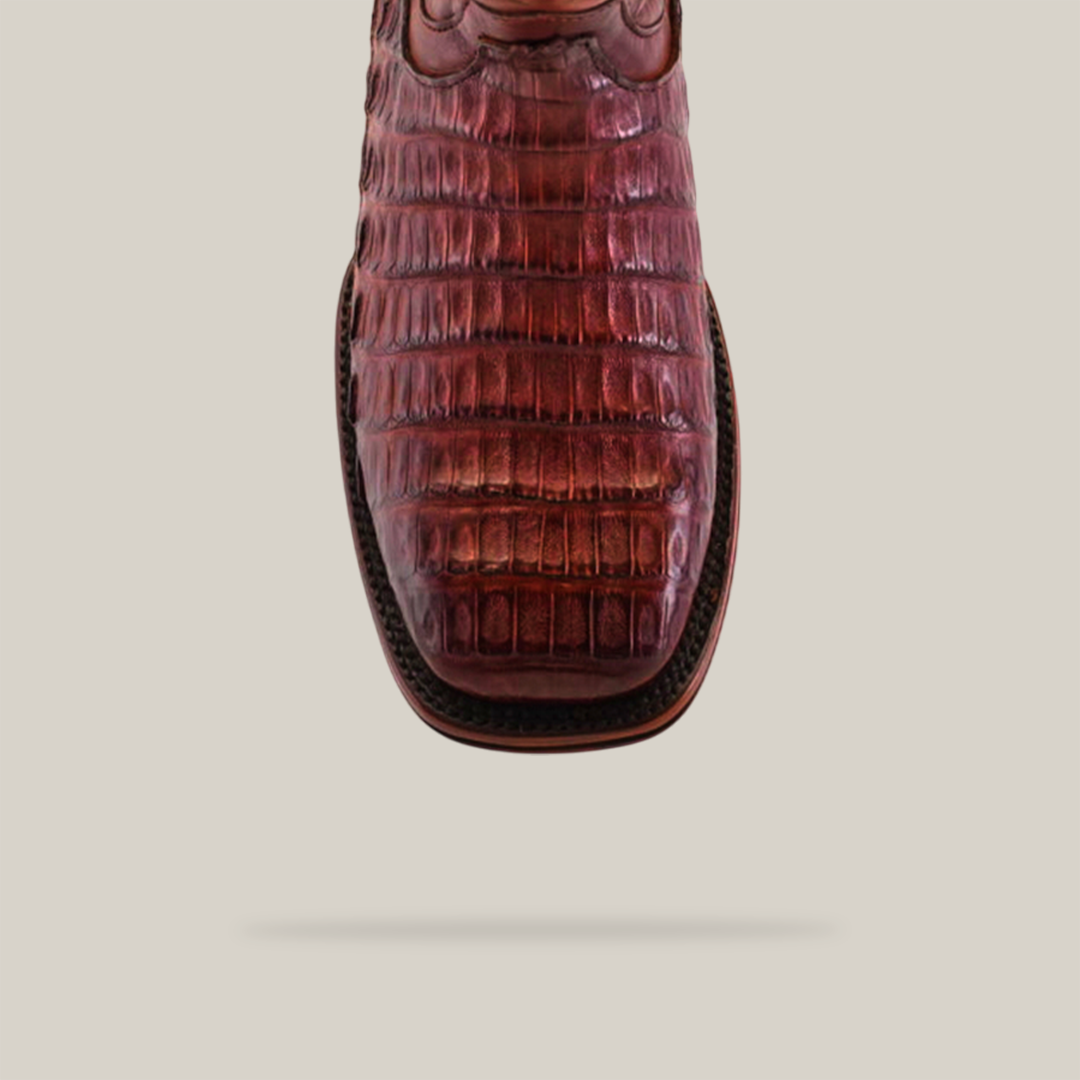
left=1, top=1, right=1078, bottom=1077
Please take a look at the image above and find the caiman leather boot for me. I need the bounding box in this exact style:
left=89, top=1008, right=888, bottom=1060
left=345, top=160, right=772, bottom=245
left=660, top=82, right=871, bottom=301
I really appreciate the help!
left=336, top=0, right=740, bottom=750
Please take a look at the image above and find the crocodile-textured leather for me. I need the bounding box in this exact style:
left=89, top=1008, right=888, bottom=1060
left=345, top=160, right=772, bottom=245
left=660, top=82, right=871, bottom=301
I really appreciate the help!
left=344, top=0, right=717, bottom=703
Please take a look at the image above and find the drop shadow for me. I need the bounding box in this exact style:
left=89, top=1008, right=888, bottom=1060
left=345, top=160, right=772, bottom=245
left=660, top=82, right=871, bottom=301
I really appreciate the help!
left=247, top=917, right=834, bottom=942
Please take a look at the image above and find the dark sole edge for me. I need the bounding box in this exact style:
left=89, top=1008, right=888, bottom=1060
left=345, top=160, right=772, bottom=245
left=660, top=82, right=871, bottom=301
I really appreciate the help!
left=336, top=265, right=740, bottom=753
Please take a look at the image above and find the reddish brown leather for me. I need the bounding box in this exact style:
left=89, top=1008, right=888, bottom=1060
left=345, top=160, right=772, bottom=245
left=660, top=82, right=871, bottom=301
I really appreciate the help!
left=345, top=0, right=716, bottom=702
left=406, top=0, right=673, bottom=83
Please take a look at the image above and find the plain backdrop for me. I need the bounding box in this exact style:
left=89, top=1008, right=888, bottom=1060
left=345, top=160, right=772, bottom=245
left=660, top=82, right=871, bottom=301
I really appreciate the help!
left=1, top=2, right=1078, bottom=1078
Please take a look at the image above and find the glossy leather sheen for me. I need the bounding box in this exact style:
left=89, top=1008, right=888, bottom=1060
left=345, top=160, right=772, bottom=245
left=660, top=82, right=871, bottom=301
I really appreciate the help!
left=345, top=0, right=715, bottom=701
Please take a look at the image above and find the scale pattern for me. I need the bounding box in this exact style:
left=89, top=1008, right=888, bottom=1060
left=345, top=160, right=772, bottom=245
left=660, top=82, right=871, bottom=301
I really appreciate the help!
left=346, top=0, right=717, bottom=700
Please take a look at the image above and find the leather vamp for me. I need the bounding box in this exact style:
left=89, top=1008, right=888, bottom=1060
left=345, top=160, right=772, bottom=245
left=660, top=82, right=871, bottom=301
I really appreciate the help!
left=345, top=0, right=718, bottom=703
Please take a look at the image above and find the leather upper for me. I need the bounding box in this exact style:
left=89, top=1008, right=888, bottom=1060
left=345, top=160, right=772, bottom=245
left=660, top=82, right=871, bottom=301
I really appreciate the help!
left=407, top=0, right=674, bottom=83
left=346, top=0, right=716, bottom=701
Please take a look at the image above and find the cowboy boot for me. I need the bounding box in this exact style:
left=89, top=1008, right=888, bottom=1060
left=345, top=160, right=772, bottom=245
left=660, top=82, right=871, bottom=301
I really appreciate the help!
left=336, top=0, right=740, bottom=750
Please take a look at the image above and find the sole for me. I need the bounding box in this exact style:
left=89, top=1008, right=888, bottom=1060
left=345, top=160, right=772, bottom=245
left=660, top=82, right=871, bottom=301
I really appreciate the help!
left=336, top=267, right=741, bottom=752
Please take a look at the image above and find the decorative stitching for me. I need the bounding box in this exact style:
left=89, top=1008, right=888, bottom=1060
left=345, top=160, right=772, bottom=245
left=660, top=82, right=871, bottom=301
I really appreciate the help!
left=620, top=0, right=668, bottom=37
left=419, top=0, right=471, bottom=31
left=398, top=0, right=683, bottom=91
